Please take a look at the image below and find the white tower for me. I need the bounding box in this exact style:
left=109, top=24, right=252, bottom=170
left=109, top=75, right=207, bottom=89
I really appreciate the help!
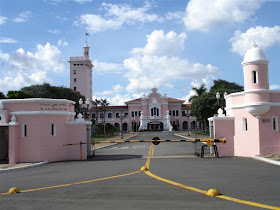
left=69, top=42, right=93, bottom=102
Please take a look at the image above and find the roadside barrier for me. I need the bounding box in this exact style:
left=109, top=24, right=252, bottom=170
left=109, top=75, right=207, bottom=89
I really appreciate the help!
left=62, top=137, right=226, bottom=159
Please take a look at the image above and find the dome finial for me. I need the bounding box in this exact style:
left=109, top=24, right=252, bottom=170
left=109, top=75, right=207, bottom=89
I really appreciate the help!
left=251, top=41, right=257, bottom=48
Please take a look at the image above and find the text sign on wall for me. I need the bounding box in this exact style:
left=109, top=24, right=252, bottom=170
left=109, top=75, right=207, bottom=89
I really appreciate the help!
left=262, top=119, right=270, bottom=123
left=40, top=103, right=67, bottom=111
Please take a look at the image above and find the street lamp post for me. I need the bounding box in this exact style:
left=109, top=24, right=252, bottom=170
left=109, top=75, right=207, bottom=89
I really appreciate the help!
left=216, top=92, right=228, bottom=114
left=85, top=98, right=90, bottom=120
left=119, top=113, right=125, bottom=139
left=132, top=117, right=135, bottom=132
left=216, top=92, right=220, bottom=106
left=176, top=116, right=179, bottom=131
left=187, top=109, right=190, bottom=136
left=79, top=98, right=83, bottom=114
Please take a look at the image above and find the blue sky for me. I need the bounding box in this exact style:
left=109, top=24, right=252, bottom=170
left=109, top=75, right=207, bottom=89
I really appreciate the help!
left=1, top=0, right=280, bottom=105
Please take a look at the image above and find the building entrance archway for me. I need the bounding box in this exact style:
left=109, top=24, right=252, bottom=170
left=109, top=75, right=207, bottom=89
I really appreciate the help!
left=148, top=122, right=163, bottom=131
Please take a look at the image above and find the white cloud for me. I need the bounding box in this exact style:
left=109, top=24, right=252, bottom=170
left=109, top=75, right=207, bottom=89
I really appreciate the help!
left=131, top=30, right=187, bottom=56
left=124, top=30, right=219, bottom=93
left=270, top=84, right=280, bottom=90
left=0, top=37, right=17, bottom=44
left=94, top=90, right=114, bottom=96
left=113, top=84, right=124, bottom=93
left=73, top=0, right=92, bottom=3
left=230, top=26, right=280, bottom=56
left=12, top=11, right=31, bottom=23
left=0, top=51, right=10, bottom=62
left=57, top=39, right=68, bottom=47
left=183, top=0, right=264, bottom=32
left=165, top=11, right=185, bottom=21
left=93, top=93, right=133, bottom=106
left=10, top=42, right=66, bottom=73
left=0, top=16, right=8, bottom=25
left=74, top=1, right=162, bottom=33
left=48, top=29, right=60, bottom=34
left=124, top=55, right=218, bottom=93
left=93, top=59, right=124, bottom=73
left=0, top=70, right=52, bottom=92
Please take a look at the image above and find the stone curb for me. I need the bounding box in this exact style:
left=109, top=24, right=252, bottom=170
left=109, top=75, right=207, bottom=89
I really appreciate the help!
left=93, top=133, right=140, bottom=151
left=252, top=156, right=280, bottom=166
left=0, top=161, right=49, bottom=173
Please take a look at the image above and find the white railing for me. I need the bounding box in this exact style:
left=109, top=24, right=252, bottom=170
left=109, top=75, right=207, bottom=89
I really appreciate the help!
left=70, top=56, right=84, bottom=61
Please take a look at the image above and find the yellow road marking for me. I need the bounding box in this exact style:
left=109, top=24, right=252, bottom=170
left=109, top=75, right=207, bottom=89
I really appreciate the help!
left=0, top=170, right=141, bottom=195
left=144, top=144, right=280, bottom=210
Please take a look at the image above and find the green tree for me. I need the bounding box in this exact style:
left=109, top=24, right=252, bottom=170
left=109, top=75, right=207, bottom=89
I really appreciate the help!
left=189, top=80, right=244, bottom=132
left=7, top=91, right=37, bottom=99
left=0, top=92, right=6, bottom=99
left=100, top=99, right=110, bottom=137
left=92, top=99, right=101, bottom=125
left=210, top=79, right=243, bottom=93
left=188, top=84, right=207, bottom=102
left=21, top=83, right=85, bottom=110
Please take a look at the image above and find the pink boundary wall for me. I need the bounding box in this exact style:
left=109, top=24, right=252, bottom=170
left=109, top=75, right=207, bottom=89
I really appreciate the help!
left=0, top=98, right=91, bottom=164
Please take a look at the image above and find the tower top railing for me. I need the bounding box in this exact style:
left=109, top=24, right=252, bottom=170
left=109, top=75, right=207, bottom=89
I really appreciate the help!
left=70, top=56, right=85, bottom=61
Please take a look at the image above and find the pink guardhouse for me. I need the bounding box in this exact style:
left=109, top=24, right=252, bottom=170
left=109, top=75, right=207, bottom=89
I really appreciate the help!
left=0, top=98, right=92, bottom=164
left=209, top=42, right=280, bottom=157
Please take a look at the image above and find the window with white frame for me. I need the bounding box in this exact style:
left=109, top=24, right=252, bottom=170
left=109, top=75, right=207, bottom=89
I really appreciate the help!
left=108, top=113, right=112, bottom=118
left=92, top=113, right=96, bottom=119
left=22, top=124, right=27, bottom=137
left=243, top=118, right=248, bottom=131
left=272, top=117, right=278, bottom=131
left=116, top=112, right=120, bottom=118
left=51, top=123, right=56, bottom=136
left=100, top=113, right=104, bottom=119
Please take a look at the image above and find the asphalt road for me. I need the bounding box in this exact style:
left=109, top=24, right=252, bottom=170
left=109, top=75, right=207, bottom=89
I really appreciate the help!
left=0, top=132, right=279, bottom=209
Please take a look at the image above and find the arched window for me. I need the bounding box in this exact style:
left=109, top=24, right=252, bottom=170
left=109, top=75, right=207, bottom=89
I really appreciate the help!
left=151, top=107, right=159, bottom=116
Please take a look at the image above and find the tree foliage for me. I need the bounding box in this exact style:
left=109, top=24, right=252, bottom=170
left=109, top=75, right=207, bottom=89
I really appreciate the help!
left=190, top=80, right=244, bottom=125
left=20, top=83, right=85, bottom=110
left=7, top=91, right=37, bottom=99
left=0, top=92, right=6, bottom=99
left=188, top=84, right=207, bottom=102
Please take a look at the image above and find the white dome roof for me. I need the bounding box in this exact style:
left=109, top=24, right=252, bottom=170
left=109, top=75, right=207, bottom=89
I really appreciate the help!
left=83, top=42, right=89, bottom=47
left=241, top=42, right=268, bottom=66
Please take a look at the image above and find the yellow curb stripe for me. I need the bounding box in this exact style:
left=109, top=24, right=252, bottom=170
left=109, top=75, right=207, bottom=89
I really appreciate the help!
left=145, top=144, right=154, bottom=169
left=216, top=195, right=280, bottom=210
left=144, top=144, right=280, bottom=209
left=144, top=170, right=207, bottom=195
left=0, top=170, right=141, bottom=195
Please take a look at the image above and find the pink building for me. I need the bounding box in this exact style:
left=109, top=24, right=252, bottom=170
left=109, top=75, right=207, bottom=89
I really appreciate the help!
left=209, top=42, right=280, bottom=157
left=90, top=88, right=198, bottom=132
left=69, top=42, right=93, bottom=102
left=0, top=99, right=91, bottom=164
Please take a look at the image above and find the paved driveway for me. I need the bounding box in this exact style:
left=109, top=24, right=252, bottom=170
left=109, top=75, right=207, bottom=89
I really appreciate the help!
left=0, top=132, right=279, bottom=209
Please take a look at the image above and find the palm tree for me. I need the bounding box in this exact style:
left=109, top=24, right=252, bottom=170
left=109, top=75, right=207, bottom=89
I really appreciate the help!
left=92, top=99, right=101, bottom=124
left=100, top=99, right=110, bottom=137
left=188, top=84, right=207, bottom=102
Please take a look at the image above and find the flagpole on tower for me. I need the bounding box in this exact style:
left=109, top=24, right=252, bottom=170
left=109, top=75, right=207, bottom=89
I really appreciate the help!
left=85, top=32, right=89, bottom=43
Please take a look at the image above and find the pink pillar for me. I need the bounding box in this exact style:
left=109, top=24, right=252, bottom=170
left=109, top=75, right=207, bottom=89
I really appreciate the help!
left=9, top=124, right=19, bottom=164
